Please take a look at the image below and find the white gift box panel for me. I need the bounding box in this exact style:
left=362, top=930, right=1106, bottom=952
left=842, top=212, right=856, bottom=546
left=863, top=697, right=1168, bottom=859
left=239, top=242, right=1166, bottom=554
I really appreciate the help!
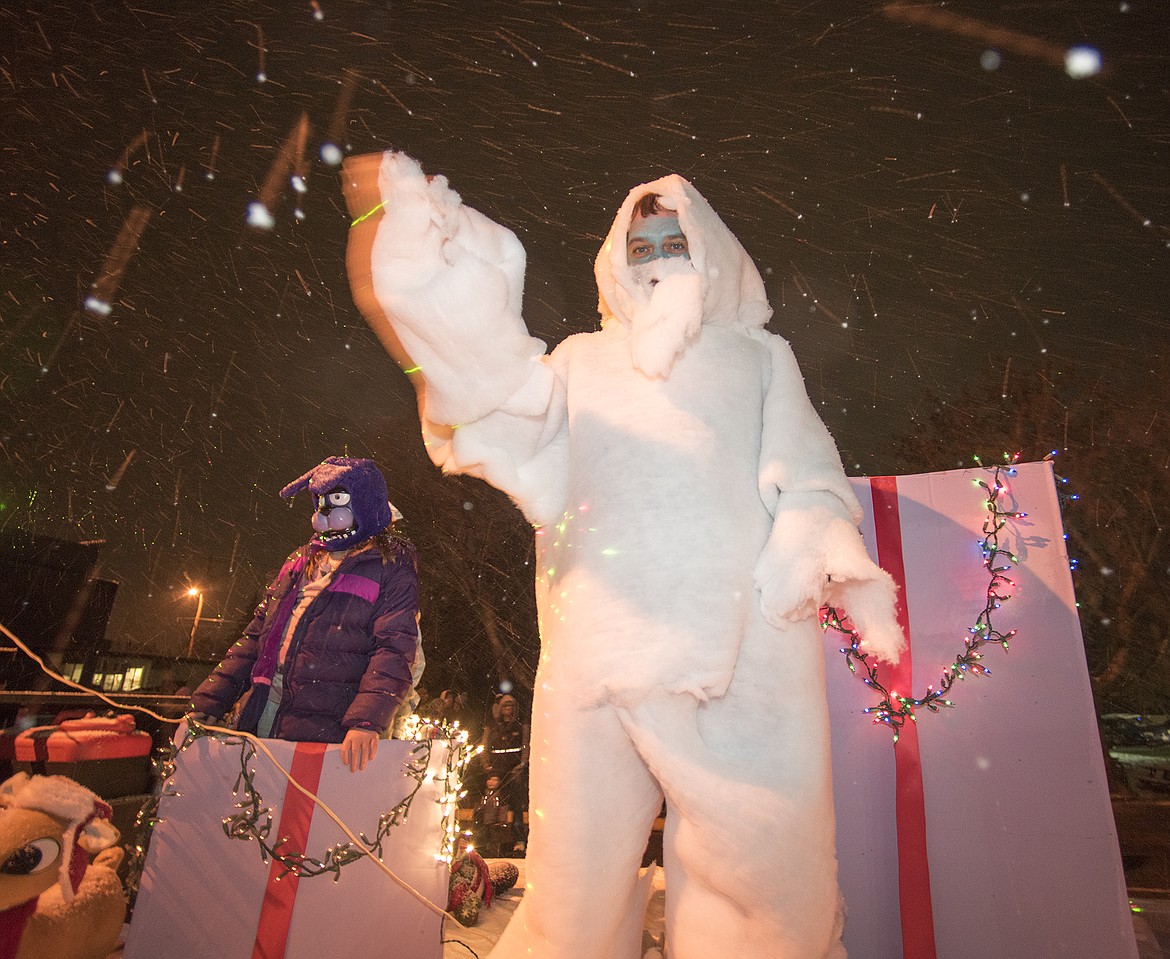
left=125, top=734, right=450, bottom=959
left=828, top=462, right=1137, bottom=959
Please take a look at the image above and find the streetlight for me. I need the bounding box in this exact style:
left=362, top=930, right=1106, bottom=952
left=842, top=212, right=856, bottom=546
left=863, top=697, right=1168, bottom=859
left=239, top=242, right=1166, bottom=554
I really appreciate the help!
left=185, top=586, right=229, bottom=657
left=186, top=587, right=204, bottom=658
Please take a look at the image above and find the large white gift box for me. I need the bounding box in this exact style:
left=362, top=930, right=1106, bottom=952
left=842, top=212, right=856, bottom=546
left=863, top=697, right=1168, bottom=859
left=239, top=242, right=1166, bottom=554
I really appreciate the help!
left=828, top=462, right=1137, bottom=959
left=125, top=734, right=452, bottom=959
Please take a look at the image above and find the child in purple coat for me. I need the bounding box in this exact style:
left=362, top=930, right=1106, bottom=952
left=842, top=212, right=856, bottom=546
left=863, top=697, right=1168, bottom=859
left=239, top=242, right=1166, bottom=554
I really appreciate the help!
left=190, top=457, right=423, bottom=773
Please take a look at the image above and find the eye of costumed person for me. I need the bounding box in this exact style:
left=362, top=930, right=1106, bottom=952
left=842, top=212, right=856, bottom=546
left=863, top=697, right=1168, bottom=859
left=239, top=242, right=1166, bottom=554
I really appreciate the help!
left=626, top=208, right=689, bottom=265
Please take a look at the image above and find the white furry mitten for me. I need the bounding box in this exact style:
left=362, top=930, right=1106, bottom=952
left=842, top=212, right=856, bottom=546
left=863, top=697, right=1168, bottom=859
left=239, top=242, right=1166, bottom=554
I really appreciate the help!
left=755, top=490, right=905, bottom=664
left=348, top=151, right=542, bottom=427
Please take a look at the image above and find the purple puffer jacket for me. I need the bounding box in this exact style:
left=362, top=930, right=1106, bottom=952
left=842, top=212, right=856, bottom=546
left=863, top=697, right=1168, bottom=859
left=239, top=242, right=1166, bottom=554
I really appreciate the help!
left=191, top=537, right=420, bottom=742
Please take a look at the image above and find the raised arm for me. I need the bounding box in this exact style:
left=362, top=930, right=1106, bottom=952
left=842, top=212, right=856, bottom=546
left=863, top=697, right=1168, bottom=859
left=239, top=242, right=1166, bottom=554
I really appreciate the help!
left=753, top=332, right=905, bottom=664
left=343, top=151, right=567, bottom=526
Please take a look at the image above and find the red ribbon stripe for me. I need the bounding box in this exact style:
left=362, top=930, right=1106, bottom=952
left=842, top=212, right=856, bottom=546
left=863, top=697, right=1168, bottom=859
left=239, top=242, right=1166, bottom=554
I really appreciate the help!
left=251, top=742, right=328, bottom=959
left=870, top=475, right=938, bottom=959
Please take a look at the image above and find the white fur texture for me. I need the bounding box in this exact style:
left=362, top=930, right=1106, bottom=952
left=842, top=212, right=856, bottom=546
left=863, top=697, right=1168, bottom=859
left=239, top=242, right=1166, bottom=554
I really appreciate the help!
left=627, top=270, right=703, bottom=378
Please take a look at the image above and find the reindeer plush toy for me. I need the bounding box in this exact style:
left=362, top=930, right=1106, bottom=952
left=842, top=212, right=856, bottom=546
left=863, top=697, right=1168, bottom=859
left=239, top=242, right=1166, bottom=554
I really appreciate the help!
left=0, top=773, right=125, bottom=959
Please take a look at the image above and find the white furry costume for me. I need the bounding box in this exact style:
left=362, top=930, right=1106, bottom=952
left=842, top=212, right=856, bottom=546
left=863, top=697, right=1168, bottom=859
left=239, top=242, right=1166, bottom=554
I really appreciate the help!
left=345, top=153, right=905, bottom=959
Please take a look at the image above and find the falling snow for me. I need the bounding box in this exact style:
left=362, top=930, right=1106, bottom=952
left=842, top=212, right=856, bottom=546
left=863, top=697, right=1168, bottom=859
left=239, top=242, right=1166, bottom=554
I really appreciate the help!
left=0, top=0, right=1166, bottom=706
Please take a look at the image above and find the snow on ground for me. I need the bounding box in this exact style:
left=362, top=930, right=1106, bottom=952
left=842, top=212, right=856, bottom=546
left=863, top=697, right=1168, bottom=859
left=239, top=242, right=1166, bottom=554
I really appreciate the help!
left=439, top=863, right=1168, bottom=959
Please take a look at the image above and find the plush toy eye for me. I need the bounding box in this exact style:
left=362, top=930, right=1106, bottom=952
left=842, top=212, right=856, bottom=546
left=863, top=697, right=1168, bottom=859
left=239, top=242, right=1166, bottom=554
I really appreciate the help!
left=326, top=490, right=351, bottom=507
left=1, top=837, right=61, bottom=875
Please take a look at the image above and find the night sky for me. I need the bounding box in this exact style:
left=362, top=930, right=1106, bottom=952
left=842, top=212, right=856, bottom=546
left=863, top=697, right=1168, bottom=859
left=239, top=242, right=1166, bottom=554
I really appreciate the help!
left=2, top=1, right=1166, bottom=704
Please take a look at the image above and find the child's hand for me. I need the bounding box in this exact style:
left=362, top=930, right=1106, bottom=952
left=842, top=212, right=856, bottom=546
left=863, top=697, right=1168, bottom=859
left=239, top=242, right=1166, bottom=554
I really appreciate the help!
left=340, top=728, right=379, bottom=773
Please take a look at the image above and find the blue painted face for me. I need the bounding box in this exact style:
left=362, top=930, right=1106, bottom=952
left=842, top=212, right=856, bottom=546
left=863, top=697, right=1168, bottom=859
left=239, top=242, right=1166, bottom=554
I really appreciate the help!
left=626, top=213, right=689, bottom=265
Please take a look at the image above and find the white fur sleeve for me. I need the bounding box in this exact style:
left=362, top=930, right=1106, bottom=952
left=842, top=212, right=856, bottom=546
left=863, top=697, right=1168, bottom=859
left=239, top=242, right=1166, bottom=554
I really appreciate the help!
left=346, top=152, right=567, bottom=526
left=420, top=356, right=569, bottom=529
left=360, top=151, right=550, bottom=426
left=753, top=333, right=905, bottom=664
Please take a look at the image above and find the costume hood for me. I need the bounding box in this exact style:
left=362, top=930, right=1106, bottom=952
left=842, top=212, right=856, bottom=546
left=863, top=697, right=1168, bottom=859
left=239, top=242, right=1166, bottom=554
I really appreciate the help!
left=594, top=174, right=773, bottom=332
left=280, top=456, right=397, bottom=550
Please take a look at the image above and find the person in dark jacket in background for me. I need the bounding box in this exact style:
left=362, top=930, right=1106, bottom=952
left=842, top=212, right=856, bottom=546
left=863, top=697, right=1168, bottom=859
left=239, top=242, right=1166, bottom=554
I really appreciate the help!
left=190, top=456, right=423, bottom=773
left=480, top=693, right=530, bottom=852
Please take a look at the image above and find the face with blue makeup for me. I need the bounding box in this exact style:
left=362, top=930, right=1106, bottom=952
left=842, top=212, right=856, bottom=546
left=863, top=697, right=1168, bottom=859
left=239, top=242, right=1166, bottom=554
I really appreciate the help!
left=626, top=205, right=693, bottom=301
left=626, top=212, right=690, bottom=265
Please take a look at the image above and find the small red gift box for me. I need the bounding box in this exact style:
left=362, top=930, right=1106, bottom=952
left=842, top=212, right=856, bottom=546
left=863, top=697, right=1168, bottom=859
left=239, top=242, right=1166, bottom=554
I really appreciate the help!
left=14, top=713, right=153, bottom=797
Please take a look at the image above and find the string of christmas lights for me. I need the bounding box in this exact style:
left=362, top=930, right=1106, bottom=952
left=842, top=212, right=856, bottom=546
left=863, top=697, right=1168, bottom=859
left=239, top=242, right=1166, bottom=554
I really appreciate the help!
left=0, top=617, right=484, bottom=911
left=214, top=726, right=430, bottom=880
left=123, top=745, right=178, bottom=904
left=124, top=718, right=479, bottom=895
left=415, top=718, right=482, bottom=866
left=824, top=453, right=1029, bottom=742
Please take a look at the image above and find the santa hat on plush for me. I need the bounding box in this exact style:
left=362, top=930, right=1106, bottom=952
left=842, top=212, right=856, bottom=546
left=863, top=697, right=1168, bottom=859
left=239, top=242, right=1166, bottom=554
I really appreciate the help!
left=0, top=773, right=119, bottom=902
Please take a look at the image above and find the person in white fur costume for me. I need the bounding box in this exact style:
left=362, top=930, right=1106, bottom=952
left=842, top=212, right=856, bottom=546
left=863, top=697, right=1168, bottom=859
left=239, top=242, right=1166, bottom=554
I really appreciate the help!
left=343, top=152, right=906, bottom=959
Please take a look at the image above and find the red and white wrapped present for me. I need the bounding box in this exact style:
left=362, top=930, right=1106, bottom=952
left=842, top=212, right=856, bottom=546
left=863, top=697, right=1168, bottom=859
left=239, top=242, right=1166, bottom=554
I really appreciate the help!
left=124, top=734, right=453, bottom=959
left=828, top=462, right=1137, bottom=958
left=14, top=713, right=153, bottom=797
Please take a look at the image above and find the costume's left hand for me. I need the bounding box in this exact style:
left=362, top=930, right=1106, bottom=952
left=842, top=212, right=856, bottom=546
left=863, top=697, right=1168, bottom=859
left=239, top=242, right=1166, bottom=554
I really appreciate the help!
left=756, top=492, right=867, bottom=623
left=825, top=576, right=906, bottom=665
left=756, top=490, right=906, bottom=664
left=340, top=728, right=379, bottom=773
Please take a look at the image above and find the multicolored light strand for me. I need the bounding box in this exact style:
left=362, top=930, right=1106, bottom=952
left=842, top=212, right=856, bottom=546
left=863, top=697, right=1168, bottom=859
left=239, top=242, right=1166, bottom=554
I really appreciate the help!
left=825, top=453, right=1026, bottom=741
